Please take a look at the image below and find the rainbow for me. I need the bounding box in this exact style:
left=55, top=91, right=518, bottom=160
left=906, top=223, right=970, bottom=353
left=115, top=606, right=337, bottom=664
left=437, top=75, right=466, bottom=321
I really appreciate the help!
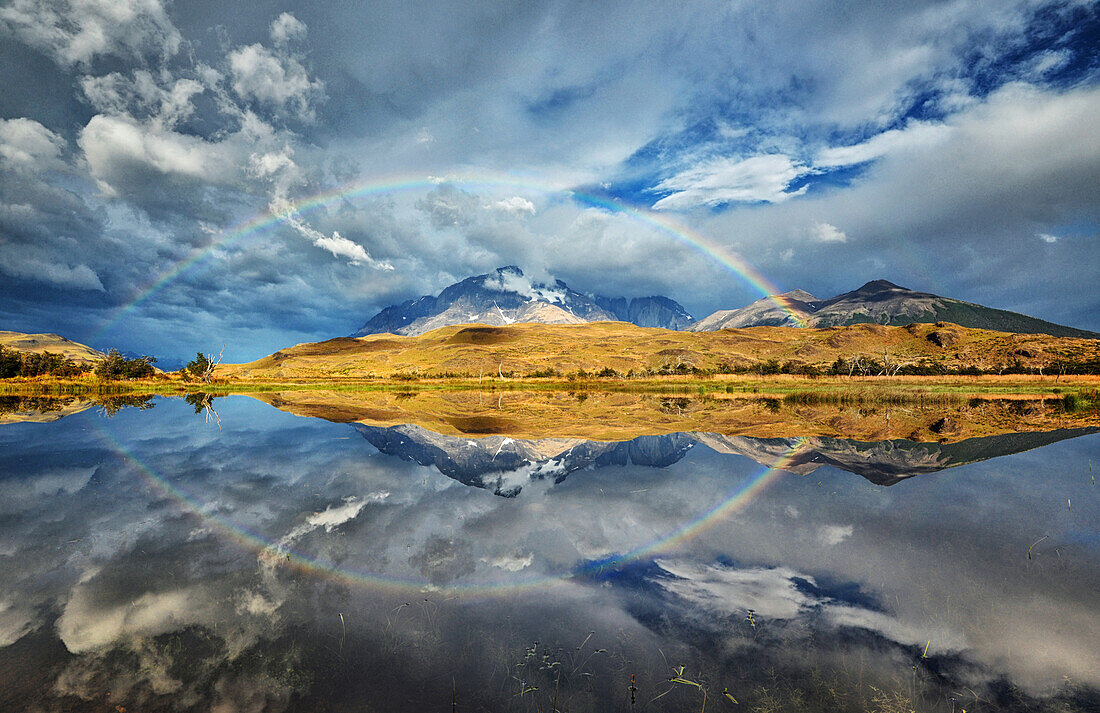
left=93, top=173, right=808, bottom=343
left=92, top=411, right=804, bottom=596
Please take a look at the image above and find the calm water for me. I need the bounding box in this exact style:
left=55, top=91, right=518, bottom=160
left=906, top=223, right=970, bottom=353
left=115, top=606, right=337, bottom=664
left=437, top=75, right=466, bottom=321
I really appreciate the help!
left=1, top=395, right=1097, bottom=712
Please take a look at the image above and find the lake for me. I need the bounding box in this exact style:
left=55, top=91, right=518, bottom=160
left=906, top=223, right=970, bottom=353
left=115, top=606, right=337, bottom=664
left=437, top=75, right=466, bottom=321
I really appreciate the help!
left=1, top=393, right=1097, bottom=712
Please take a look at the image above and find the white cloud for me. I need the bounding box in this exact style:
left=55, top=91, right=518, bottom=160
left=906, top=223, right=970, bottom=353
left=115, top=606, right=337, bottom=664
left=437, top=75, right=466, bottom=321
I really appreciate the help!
left=270, top=197, right=394, bottom=270
left=488, top=552, right=534, bottom=571
left=815, top=121, right=952, bottom=168
left=228, top=43, right=323, bottom=120
left=0, top=0, right=181, bottom=67
left=481, top=268, right=565, bottom=303
left=820, top=524, right=854, bottom=545
left=269, top=12, right=307, bottom=45
left=492, top=196, right=536, bottom=215
left=415, top=127, right=435, bottom=145
left=0, top=117, right=66, bottom=172
left=79, top=114, right=236, bottom=194
left=1038, top=233, right=1058, bottom=243
left=80, top=72, right=204, bottom=127
left=651, top=154, right=810, bottom=210
left=811, top=222, right=847, bottom=243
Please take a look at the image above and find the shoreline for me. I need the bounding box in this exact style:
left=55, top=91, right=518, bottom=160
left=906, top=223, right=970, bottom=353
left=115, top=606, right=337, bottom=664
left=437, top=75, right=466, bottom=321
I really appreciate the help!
left=3, top=373, right=1099, bottom=399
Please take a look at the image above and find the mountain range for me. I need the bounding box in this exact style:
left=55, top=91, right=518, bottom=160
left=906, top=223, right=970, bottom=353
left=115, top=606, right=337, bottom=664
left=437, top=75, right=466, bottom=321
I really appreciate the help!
left=689, top=279, right=1099, bottom=338
left=352, top=269, right=1097, bottom=339
left=352, top=266, right=695, bottom=336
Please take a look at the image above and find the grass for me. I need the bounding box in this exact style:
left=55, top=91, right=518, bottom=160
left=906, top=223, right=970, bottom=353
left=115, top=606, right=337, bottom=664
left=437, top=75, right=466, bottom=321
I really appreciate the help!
left=4, top=373, right=1099, bottom=399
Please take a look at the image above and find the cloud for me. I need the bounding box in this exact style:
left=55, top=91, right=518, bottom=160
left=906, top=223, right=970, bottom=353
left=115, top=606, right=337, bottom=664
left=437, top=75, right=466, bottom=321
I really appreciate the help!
left=228, top=43, right=323, bottom=121
left=269, top=12, right=307, bottom=46
left=811, top=222, right=847, bottom=243
left=80, top=72, right=205, bottom=126
left=651, top=155, right=810, bottom=210
left=815, top=121, right=952, bottom=169
left=79, top=114, right=235, bottom=195
left=820, top=524, right=853, bottom=545
left=270, top=196, right=394, bottom=269
left=0, top=117, right=66, bottom=171
left=0, top=0, right=181, bottom=67
left=0, top=251, right=105, bottom=290
left=492, top=196, right=536, bottom=215
left=481, top=267, right=565, bottom=303
left=1038, top=233, right=1058, bottom=243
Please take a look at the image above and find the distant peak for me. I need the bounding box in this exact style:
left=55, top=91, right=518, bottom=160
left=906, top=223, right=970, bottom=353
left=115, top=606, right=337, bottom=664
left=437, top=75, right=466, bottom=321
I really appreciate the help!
left=779, top=289, right=818, bottom=302
left=857, top=279, right=906, bottom=292
left=495, top=265, right=524, bottom=276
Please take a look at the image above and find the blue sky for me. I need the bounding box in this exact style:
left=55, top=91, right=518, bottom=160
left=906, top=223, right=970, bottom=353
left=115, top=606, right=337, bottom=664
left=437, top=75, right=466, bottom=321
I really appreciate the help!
left=1, top=0, right=1097, bottom=361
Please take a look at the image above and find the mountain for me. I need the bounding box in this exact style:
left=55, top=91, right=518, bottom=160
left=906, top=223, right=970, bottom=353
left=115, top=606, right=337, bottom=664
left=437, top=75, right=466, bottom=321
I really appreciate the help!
left=690, top=280, right=1099, bottom=338
left=592, top=295, right=695, bottom=330
left=352, top=266, right=693, bottom=336
left=688, top=289, right=819, bottom=330
left=0, top=331, right=105, bottom=363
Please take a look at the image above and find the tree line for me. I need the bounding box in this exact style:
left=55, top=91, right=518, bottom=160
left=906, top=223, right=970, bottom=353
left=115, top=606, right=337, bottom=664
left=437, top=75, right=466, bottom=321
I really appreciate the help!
left=0, top=346, right=156, bottom=379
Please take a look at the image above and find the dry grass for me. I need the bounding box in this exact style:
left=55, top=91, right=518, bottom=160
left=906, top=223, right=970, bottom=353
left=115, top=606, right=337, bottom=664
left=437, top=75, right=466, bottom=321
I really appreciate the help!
left=217, top=321, right=1100, bottom=381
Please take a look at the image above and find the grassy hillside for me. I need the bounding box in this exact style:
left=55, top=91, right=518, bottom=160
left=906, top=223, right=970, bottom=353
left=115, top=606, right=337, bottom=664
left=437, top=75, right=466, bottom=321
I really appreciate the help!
left=219, top=321, right=1100, bottom=380
left=829, top=300, right=1100, bottom=338
left=0, top=331, right=104, bottom=363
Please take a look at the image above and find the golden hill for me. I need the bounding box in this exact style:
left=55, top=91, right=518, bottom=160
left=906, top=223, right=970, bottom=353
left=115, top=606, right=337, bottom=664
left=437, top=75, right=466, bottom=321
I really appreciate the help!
left=0, top=330, right=105, bottom=364
left=219, top=320, right=1100, bottom=380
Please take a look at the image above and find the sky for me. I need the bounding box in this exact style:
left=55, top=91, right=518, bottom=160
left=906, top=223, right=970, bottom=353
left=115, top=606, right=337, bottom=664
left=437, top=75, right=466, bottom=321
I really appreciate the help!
left=1, top=0, right=1098, bottom=363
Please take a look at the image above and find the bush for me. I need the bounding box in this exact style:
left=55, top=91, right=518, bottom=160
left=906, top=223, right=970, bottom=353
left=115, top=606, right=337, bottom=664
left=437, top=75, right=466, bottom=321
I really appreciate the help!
left=186, top=352, right=212, bottom=379
left=0, top=346, right=90, bottom=378
left=94, top=349, right=156, bottom=380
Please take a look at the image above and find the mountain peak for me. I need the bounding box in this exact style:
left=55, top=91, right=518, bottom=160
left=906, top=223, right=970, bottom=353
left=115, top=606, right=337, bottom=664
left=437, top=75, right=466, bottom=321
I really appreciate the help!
left=780, top=289, right=818, bottom=302
left=352, top=269, right=692, bottom=336
left=691, top=280, right=1099, bottom=337
left=856, top=279, right=906, bottom=293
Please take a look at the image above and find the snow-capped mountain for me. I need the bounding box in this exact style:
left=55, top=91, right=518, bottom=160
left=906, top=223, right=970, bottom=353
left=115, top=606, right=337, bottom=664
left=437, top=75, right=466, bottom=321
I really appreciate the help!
left=352, top=266, right=693, bottom=336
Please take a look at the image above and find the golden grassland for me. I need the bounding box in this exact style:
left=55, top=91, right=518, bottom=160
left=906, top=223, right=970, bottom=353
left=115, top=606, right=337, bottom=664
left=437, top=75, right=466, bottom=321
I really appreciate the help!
left=248, top=388, right=1100, bottom=442
left=3, top=322, right=1100, bottom=413
left=217, top=320, right=1100, bottom=380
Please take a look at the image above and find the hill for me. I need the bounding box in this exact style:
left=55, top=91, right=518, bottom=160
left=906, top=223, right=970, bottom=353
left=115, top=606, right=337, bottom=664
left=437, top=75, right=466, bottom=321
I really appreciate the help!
left=690, top=280, right=1099, bottom=338
left=0, top=331, right=105, bottom=363
left=221, top=320, right=1100, bottom=380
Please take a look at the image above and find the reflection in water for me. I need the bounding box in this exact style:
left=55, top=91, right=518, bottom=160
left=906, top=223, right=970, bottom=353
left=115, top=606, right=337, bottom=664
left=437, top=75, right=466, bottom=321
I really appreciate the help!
left=353, top=421, right=1100, bottom=492
left=0, top=395, right=1097, bottom=712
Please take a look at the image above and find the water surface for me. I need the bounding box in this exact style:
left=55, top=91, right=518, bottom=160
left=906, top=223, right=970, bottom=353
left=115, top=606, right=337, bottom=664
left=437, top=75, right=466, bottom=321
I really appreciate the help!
left=1, top=395, right=1097, bottom=712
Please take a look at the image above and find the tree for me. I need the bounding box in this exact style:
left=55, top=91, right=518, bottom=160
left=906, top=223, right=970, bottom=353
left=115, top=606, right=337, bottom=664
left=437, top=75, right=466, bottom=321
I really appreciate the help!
left=187, top=352, right=211, bottom=378
left=95, top=349, right=156, bottom=380
left=186, top=347, right=223, bottom=382
left=0, top=346, right=22, bottom=378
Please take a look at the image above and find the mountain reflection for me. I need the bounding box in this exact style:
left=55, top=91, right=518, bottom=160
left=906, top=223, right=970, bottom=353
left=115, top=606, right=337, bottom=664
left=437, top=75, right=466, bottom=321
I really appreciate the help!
left=353, top=422, right=1100, bottom=493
